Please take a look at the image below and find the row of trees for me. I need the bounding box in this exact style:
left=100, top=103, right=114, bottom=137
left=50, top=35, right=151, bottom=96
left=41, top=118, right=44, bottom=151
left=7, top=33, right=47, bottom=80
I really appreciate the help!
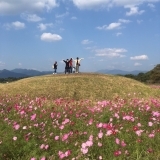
left=0, top=77, right=26, bottom=83
left=123, top=64, right=160, bottom=84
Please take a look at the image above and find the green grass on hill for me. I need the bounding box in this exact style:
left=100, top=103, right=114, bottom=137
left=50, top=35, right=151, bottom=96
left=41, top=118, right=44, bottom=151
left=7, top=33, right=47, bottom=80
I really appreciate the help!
left=0, top=73, right=159, bottom=100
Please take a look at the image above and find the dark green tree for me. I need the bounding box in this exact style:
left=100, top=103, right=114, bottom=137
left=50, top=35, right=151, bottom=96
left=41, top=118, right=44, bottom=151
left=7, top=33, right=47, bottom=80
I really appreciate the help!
left=149, top=64, right=160, bottom=83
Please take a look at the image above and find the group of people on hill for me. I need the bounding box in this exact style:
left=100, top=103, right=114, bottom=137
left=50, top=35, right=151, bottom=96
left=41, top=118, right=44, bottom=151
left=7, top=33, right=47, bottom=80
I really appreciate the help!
left=52, top=57, right=84, bottom=74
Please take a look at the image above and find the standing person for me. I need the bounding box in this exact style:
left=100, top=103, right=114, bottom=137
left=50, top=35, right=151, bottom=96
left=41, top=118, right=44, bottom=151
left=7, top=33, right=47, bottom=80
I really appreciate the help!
left=63, top=59, right=71, bottom=74
left=69, top=58, right=73, bottom=73
left=73, top=57, right=84, bottom=73
left=52, top=61, right=58, bottom=74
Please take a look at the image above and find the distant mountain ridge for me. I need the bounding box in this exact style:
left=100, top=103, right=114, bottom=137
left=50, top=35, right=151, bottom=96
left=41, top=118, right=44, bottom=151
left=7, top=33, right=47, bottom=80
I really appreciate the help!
left=11, top=69, right=52, bottom=76
left=0, top=68, right=147, bottom=78
left=0, top=69, right=53, bottom=78
left=96, top=69, right=147, bottom=75
left=0, top=69, right=27, bottom=78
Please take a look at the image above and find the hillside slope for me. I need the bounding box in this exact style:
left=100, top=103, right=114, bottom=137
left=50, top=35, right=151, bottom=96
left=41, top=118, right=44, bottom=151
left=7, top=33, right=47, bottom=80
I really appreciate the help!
left=0, top=73, right=159, bottom=100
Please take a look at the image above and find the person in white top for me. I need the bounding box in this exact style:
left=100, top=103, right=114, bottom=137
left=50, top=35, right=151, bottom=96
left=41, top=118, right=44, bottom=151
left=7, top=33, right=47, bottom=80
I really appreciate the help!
left=72, top=57, right=84, bottom=73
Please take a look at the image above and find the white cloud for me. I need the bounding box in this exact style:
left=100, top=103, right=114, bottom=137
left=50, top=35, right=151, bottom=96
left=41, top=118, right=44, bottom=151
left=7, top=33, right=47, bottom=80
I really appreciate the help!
left=0, top=0, right=58, bottom=15
left=97, top=19, right=131, bottom=31
left=125, top=6, right=145, bottom=16
left=116, top=32, right=122, bottom=36
left=81, top=39, right=92, bottom=45
left=118, top=19, right=131, bottom=23
left=12, top=21, right=25, bottom=29
left=137, top=19, right=143, bottom=24
left=4, top=21, right=25, bottom=30
left=71, top=16, right=77, bottom=20
left=97, top=22, right=121, bottom=30
left=95, top=48, right=127, bottom=58
left=71, top=0, right=160, bottom=10
left=71, top=0, right=110, bottom=9
left=37, top=23, right=53, bottom=31
left=41, top=33, right=62, bottom=42
left=21, top=13, right=43, bottom=22
left=0, top=61, right=5, bottom=66
left=55, top=12, right=69, bottom=18
left=148, top=3, right=155, bottom=9
left=134, top=62, right=142, bottom=66
left=130, top=55, right=148, bottom=60
left=107, top=22, right=121, bottom=30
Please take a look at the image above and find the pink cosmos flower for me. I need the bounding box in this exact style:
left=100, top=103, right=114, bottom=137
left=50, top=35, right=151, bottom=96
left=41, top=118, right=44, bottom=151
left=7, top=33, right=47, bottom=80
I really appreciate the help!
left=88, top=118, right=93, bottom=125
left=114, top=113, right=119, bottom=119
left=13, top=136, right=17, bottom=141
left=152, top=111, right=160, bottom=117
left=62, top=133, right=69, bottom=141
left=45, top=144, right=49, bottom=150
left=89, top=135, right=93, bottom=141
left=121, top=140, right=127, bottom=147
left=99, top=156, right=103, bottom=160
left=58, top=151, right=65, bottom=159
left=59, top=125, right=64, bottom=130
left=137, top=123, right=141, bottom=127
left=40, top=144, right=45, bottom=149
left=86, top=140, right=93, bottom=147
left=114, top=150, right=122, bottom=157
left=31, top=158, right=36, bottom=160
left=13, top=124, right=20, bottom=130
left=20, top=110, right=25, bottom=115
left=106, top=130, right=112, bottom=136
left=22, top=126, right=27, bottom=130
left=65, top=150, right=71, bottom=157
left=30, top=114, right=36, bottom=120
left=81, top=147, right=88, bottom=154
left=147, top=148, right=153, bottom=153
left=133, top=126, right=139, bottom=131
left=50, top=112, right=55, bottom=118
left=98, top=131, right=103, bottom=139
left=62, top=118, right=70, bottom=124
left=58, top=150, right=71, bottom=159
left=148, top=133, right=155, bottom=138
left=41, top=157, right=46, bottom=160
left=135, top=130, right=144, bottom=136
left=123, top=115, right=134, bottom=121
left=55, top=136, right=59, bottom=140
left=97, top=123, right=103, bottom=128
left=115, top=138, right=120, bottom=145
left=82, top=143, right=87, bottom=149
left=148, top=122, right=153, bottom=127
left=98, top=142, right=102, bottom=147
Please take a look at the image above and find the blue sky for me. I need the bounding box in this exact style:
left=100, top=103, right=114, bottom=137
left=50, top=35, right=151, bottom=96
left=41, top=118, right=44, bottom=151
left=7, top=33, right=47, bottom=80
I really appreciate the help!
left=0, top=0, right=160, bottom=72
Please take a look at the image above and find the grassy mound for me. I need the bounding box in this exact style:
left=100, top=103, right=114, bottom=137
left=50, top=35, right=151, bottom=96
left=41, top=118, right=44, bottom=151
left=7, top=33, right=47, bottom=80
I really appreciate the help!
left=0, top=73, right=159, bottom=100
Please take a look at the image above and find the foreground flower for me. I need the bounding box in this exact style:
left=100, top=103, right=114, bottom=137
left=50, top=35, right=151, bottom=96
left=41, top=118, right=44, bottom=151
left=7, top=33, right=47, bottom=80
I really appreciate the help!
left=31, top=114, right=36, bottom=120
left=148, top=122, right=153, bottom=127
left=135, top=130, right=144, bottom=136
left=114, top=150, right=122, bottom=157
left=58, top=150, right=71, bottom=159
left=13, top=136, right=17, bottom=141
left=13, top=124, right=20, bottom=130
left=81, top=147, right=88, bottom=154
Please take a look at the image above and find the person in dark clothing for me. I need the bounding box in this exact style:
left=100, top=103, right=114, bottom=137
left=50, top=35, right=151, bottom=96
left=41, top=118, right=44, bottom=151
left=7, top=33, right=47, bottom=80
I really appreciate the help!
left=63, top=59, right=71, bottom=74
left=69, top=58, right=73, bottom=73
left=52, top=61, right=58, bottom=74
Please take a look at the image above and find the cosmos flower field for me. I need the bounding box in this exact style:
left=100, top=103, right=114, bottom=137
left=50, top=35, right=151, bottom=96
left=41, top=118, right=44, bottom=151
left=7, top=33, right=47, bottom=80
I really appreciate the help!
left=0, top=92, right=160, bottom=160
